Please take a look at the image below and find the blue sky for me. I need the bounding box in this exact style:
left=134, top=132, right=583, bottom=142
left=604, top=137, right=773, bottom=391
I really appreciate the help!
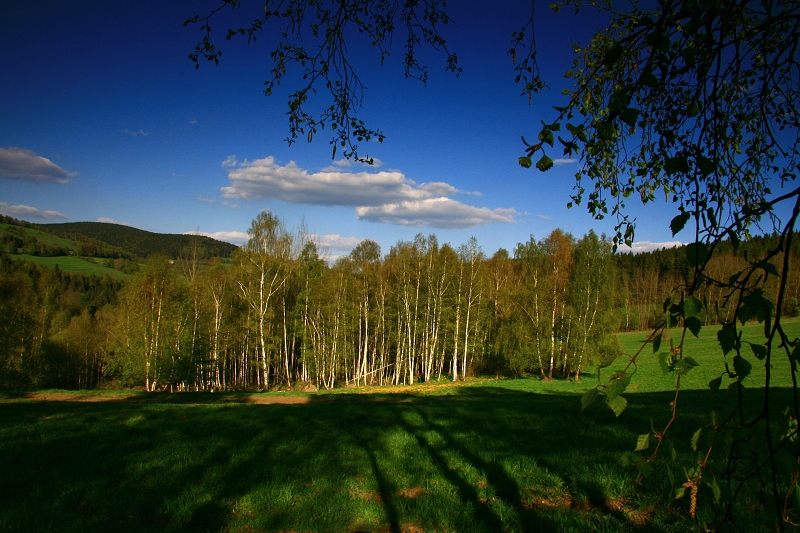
left=0, top=0, right=690, bottom=259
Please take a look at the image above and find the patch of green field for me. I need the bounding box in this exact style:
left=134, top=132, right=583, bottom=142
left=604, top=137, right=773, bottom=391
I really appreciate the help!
left=10, top=254, right=126, bottom=279
left=0, top=384, right=789, bottom=532
left=613, top=318, right=800, bottom=393
left=0, top=223, right=77, bottom=251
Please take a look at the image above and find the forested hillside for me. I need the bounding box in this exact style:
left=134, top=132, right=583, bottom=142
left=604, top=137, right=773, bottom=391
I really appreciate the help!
left=38, top=221, right=237, bottom=259
left=1, top=213, right=798, bottom=391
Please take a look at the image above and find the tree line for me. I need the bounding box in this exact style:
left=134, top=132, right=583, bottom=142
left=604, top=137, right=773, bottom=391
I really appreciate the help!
left=1, top=213, right=798, bottom=391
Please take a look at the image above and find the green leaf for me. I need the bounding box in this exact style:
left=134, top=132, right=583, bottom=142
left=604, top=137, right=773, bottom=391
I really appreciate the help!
left=718, top=324, right=736, bottom=355
left=685, top=316, right=702, bottom=337
left=674, top=357, right=699, bottom=375
left=581, top=387, right=599, bottom=411
left=609, top=90, right=631, bottom=112
left=733, top=355, right=752, bottom=382
left=710, top=476, right=721, bottom=504
left=709, top=376, right=722, bottom=392
left=518, top=156, right=532, bottom=168
left=606, top=372, right=632, bottom=400
left=596, top=122, right=616, bottom=141
left=639, top=72, right=658, bottom=87
left=620, top=107, right=640, bottom=128
left=674, top=487, right=686, bottom=499
left=686, top=242, right=709, bottom=267
left=535, top=154, right=554, bottom=171
left=665, top=156, right=689, bottom=175
left=757, top=261, right=780, bottom=276
left=697, top=155, right=716, bottom=176
left=670, top=211, right=691, bottom=236
left=606, top=394, right=628, bottom=417
left=691, top=427, right=702, bottom=452
left=684, top=295, right=702, bottom=318
left=658, top=352, right=670, bottom=375
left=604, top=44, right=624, bottom=67
left=597, top=353, right=618, bottom=369
left=686, top=101, right=700, bottom=117
left=538, top=128, right=555, bottom=147
left=749, top=342, right=767, bottom=360
left=635, top=433, right=651, bottom=451
left=653, top=333, right=662, bottom=353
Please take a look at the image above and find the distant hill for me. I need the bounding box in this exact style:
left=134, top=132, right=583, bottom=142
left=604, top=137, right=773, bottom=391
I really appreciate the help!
left=37, top=222, right=239, bottom=259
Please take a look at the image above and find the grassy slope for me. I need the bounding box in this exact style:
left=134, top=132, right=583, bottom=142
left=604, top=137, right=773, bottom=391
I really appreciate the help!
left=9, top=254, right=125, bottom=279
left=0, top=223, right=77, bottom=251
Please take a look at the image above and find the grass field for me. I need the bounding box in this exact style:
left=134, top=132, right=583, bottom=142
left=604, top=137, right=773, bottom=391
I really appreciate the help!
left=1, top=320, right=797, bottom=532
left=0, top=223, right=77, bottom=252
left=9, top=254, right=125, bottom=279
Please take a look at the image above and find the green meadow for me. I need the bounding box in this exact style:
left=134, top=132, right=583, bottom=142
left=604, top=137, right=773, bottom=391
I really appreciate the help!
left=10, top=254, right=125, bottom=279
left=1, top=319, right=797, bottom=533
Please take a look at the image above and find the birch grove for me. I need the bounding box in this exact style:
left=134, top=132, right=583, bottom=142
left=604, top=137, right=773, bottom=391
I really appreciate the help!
left=4, top=217, right=797, bottom=391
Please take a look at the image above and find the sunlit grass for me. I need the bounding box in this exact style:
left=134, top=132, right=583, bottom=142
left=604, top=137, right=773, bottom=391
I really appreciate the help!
left=9, top=254, right=125, bottom=278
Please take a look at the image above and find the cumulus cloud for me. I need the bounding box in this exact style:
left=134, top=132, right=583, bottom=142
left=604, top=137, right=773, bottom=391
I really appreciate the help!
left=0, top=202, right=68, bottom=220
left=219, top=156, right=516, bottom=228
left=553, top=158, right=577, bottom=165
left=536, top=214, right=551, bottom=220
left=356, top=198, right=517, bottom=229
left=221, top=155, right=239, bottom=168
left=97, top=217, right=129, bottom=225
left=221, top=156, right=458, bottom=207
left=185, top=230, right=249, bottom=245
left=0, top=147, right=76, bottom=184
left=617, top=241, right=684, bottom=254
left=328, top=157, right=384, bottom=169
left=304, top=233, right=366, bottom=261
left=120, top=129, right=148, bottom=137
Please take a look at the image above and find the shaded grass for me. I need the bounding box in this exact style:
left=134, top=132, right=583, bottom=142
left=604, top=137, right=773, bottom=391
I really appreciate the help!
left=0, top=385, right=789, bottom=532
left=2, top=320, right=797, bottom=532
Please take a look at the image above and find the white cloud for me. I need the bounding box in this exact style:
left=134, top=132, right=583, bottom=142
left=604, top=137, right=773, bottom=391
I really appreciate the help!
left=120, top=129, right=148, bottom=137
left=189, top=120, right=198, bottom=125
left=356, top=198, right=516, bottom=229
left=221, top=155, right=239, bottom=168
left=97, top=217, right=129, bottom=225
left=305, top=233, right=366, bottom=261
left=0, top=147, right=76, bottom=184
left=197, top=196, right=216, bottom=204
left=553, top=158, right=577, bottom=165
left=221, top=156, right=457, bottom=206
left=219, top=156, right=517, bottom=228
left=617, top=241, right=684, bottom=254
left=536, top=214, right=551, bottom=220
left=0, top=202, right=69, bottom=220
left=185, top=230, right=249, bottom=245
left=328, top=157, right=384, bottom=169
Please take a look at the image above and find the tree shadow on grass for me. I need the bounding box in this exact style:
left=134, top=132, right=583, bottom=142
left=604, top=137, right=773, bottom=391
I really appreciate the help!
left=2, top=385, right=775, bottom=532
